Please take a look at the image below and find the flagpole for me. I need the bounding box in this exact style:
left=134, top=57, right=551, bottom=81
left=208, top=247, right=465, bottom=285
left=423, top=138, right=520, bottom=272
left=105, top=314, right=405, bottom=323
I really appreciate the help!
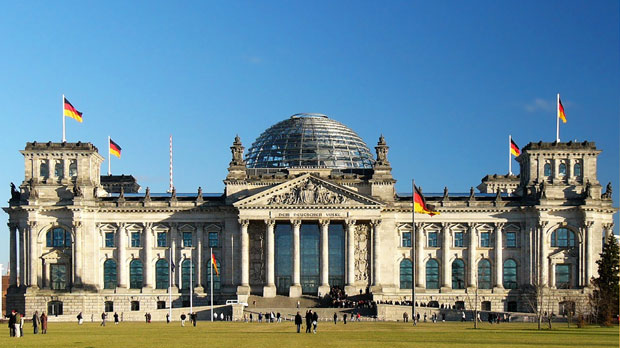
left=508, top=135, right=512, bottom=175
left=62, top=94, right=66, bottom=142
left=108, top=136, right=111, bottom=176
left=210, top=247, right=214, bottom=322
left=411, top=179, right=416, bottom=326
left=168, top=246, right=172, bottom=322
left=190, top=257, right=193, bottom=315
left=556, top=93, right=560, bottom=142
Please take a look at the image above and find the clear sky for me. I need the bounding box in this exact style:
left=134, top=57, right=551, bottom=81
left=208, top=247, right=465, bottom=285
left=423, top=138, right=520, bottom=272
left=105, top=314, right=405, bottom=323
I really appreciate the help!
left=0, top=1, right=618, bottom=268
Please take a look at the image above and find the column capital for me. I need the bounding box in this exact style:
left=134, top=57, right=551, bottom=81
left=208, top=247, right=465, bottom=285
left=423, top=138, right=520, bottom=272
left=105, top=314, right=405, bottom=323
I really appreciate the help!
left=494, top=222, right=505, bottom=230
left=27, top=220, right=38, bottom=230
left=440, top=222, right=451, bottom=230
left=319, top=219, right=330, bottom=227
left=72, top=221, right=82, bottom=232
left=583, top=220, right=594, bottom=229
left=345, top=219, right=356, bottom=227
left=238, top=219, right=250, bottom=227
left=370, top=219, right=382, bottom=227
left=290, top=219, right=302, bottom=227
left=536, top=221, right=548, bottom=229
left=195, top=222, right=204, bottom=231
left=144, top=222, right=153, bottom=230
left=264, top=219, right=276, bottom=227
left=7, top=222, right=18, bottom=230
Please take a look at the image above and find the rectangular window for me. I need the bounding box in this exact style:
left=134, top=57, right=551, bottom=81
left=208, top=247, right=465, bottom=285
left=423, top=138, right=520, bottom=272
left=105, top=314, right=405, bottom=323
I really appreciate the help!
left=506, top=232, right=517, bottom=248
left=157, top=232, right=167, bottom=247
left=401, top=232, right=412, bottom=247
left=555, top=264, right=571, bottom=289
left=208, top=232, right=219, bottom=248
left=54, top=161, right=64, bottom=178
left=480, top=232, right=490, bottom=247
left=131, top=232, right=141, bottom=248
left=183, top=232, right=193, bottom=247
left=131, top=301, right=140, bottom=311
left=50, top=264, right=67, bottom=290
left=454, top=232, right=464, bottom=247
left=105, top=232, right=115, bottom=248
left=428, top=232, right=438, bottom=247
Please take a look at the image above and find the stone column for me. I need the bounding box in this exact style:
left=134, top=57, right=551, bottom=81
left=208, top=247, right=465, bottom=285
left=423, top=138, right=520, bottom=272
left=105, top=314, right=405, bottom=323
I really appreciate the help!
left=263, top=219, right=276, bottom=297
left=8, top=223, right=17, bottom=287
left=441, top=223, right=451, bottom=289
left=73, top=221, right=82, bottom=287
left=117, top=223, right=127, bottom=288
left=468, top=223, right=477, bottom=288
left=144, top=223, right=153, bottom=289
left=415, top=223, right=424, bottom=288
left=290, top=220, right=302, bottom=297
left=584, top=221, right=593, bottom=287
left=239, top=220, right=250, bottom=287
left=19, top=225, right=25, bottom=287
left=494, top=223, right=504, bottom=289
left=318, top=219, right=330, bottom=296
left=345, top=220, right=356, bottom=291
left=28, top=222, right=38, bottom=287
left=549, top=261, right=556, bottom=288
left=538, top=221, right=549, bottom=286
left=42, top=261, right=50, bottom=289
left=371, top=220, right=382, bottom=287
left=196, top=223, right=203, bottom=291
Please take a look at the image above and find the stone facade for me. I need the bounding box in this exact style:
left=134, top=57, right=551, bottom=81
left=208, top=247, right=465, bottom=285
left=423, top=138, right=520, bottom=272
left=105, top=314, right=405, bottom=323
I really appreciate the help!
left=3, top=127, right=615, bottom=319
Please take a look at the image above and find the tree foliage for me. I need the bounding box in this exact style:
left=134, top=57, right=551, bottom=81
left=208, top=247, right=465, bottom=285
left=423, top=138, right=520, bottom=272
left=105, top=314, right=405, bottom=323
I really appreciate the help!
left=590, top=234, right=619, bottom=326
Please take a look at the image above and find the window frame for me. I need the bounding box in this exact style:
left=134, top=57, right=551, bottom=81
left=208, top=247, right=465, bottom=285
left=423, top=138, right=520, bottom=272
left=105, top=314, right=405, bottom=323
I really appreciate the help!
left=555, top=264, right=571, bottom=289
left=103, top=259, right=117, bottom=289
left=425, top=259, right=440, bottom=289
left=183, top=232, right=193, bottom=248
left=399, top=259, right=413, bottom=289
left=505, top=231, right=517, bottom=248
left=454, top=232, right=464, bottom=248
left=480, top=232, right=490, bottom=247
left=208, top=232, right=219, bottom=248
left=503, top=259, right=518, bottom=289
left=104, top=232, right=115, bottom=248
left=157, top=232, right=167, bottom=248
left=451, top=259, right=466, bottom=289
left=129, top=259, right=144, bottom=289
left=130, top=232, right=141, bottom=248
left=401, top=231, right=412, bottom=248
left=427, top=232, right=438, bottom=248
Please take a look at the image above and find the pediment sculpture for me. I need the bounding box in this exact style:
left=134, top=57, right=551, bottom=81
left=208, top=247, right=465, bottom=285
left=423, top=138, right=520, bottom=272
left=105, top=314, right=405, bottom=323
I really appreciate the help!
left=267, top=180, right=348, bottom=205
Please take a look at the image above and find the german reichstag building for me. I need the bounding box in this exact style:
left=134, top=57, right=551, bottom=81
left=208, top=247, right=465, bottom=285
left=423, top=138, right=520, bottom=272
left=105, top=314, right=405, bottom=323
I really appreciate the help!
left=4, top=113, right=615, bottom=317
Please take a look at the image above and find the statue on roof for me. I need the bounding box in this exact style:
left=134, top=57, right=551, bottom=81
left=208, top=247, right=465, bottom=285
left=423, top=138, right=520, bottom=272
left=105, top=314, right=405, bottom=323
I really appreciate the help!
left=10, top=183, right=20, bottom=201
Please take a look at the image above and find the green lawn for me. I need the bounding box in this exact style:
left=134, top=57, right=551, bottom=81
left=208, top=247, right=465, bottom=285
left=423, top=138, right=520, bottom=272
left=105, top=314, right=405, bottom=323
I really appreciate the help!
left=1, top=321, right=617, bottom=348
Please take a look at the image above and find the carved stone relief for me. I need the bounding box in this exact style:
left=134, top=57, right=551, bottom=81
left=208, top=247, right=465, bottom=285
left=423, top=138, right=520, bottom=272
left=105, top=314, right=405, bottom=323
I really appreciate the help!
left=354, top=223, right=370, bottom=283
left=248, top=222, right=265, bottom=284
left=267, top=179, right=348, bottom=205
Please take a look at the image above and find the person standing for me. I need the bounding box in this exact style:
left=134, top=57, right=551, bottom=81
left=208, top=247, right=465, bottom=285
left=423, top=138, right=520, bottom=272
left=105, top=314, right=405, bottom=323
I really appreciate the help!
left=343, top=313, right=347, bottom=324
left=294, top=312, right=302, bottom=333
left=333, top=312, right=337, bottom=324
left=32, top=311, right=40, bottom=334
left=249, top=313, right=253, bottom=322
left=461, top=311, right=466, bottom=322
left=166, top=313, right=170, bottom=324
left=40, top=312, right=48, bottom=334
left=100, top=312, right=107, bottom=326
left=180, top=313, right=186, bottom=326
left=114, top=312, right=119, bottom=325
left=191, top=312, right=197, bottom=327
left=77, top=312, right=83, bottom=325
left=8, top=310, right=16, bottom=337
left=19, top=313, right=24, bottom=337
left=305, top=310, right=312, bottom=333
left=312, top=311, right=319, bottom=334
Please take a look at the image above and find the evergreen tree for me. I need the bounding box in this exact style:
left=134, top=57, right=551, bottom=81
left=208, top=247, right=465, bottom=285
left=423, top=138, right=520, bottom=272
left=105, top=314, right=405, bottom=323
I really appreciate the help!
left=591, top=234, right=619, bottom=326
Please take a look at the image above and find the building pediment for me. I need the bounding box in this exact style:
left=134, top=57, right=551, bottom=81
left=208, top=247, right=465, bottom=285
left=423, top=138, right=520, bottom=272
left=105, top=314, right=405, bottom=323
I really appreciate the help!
left=549, top=248, right=578, bottom=261
left=234, top=173, right=383, bottom=209
left=41, top=249, right=71, bottom=261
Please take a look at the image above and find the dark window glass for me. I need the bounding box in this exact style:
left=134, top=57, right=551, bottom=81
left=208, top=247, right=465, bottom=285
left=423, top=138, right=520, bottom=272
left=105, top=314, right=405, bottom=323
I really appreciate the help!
left=48, top=301, right=63, bottom=315
left=129, top=259, right=143, bottom=289
left=104, top=301, right=114, bottom=312
left=477, top=259, right=492, bottom=289
left=555, top=264, right=571, bottom=289
left=157, top=301, right=166, bottom=309
left=426, top=259, right=439, bottom=289
left=574, top=163, right=582, bottom=177
left=551, top=228, right=575, bottom=248
left=480, top=232, right=490, bottom=247
left=131, top=232, right=141, bottom=248
left=105, top=232, right=115, bottom=248
left=328, top=224, right=345, bottom=288
left=183, top=232, right=193, bottom=248
left=131, top=301, right=140, bottom=311
left=275, top=224, right=292, bottom=295
left=207, top=258, right=221, bottom=291
left=503, top=259, right=518, bottom=289
left=402, top=232, right=412, bottom=247
left=454, top=232, right=464, bottom=247
left=208, top=232, right=219, bottom=248
left=400, top=259, right=413, bottom=289
left=559, top=163, right=567, bottom=175
left=428, top=232, right=438, bottom=247
left=54, top=161, right=64, bottom=178
left=181, top=259, right=196, bottom=290
left=156, top=259, right=169, bottom=289
left=506, top=232, right=517, bottom=248
left=47, top=227, right=71, bottom=247
left=51, top=264, right=67, bottom=290
left=452, top=259, right=465, bottom=289
left=300, top=224, right=320, bottom=294
left=544, top=163, right=552, bottom=176
left=40, top=160, right=49, bottom=178
left=157, top=232, right=167, bottom=247
left=103, top=259, right=117, bottom=289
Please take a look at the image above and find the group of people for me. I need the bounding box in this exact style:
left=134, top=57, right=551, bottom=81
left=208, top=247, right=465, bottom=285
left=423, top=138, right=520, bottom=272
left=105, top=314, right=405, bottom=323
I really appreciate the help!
left=332, top=312, right=360, bottom=324
left=8, top=310, right=47, bottom=337
left=179, top=312, right=198, bottom=326
left=293, top=310, right=319, bottom=333
left=325, top=287, right=375, bottom=310
left=246, top=311, right=282, bottom=323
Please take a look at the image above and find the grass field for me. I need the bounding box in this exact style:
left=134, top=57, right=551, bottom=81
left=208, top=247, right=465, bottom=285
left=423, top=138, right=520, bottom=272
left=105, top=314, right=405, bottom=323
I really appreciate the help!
left=1, top=321, right=617, bottom=348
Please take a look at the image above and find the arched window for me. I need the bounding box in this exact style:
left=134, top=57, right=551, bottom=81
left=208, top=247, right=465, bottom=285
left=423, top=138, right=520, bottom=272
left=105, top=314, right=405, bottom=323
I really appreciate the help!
left=207, top=257, right=221, bottom=291
left=503, top=259, right=518, bottom=289
left=544, top=163, right=552, bottom=177
left=573, top=163, right=582, bottom=177
left=477, top=259, right=492, bottom=289
left=551, top=228, right=576, bottom=248
left=425, top=259, right=439, bottom=289
left=399, top=259, right=413, bottom=289
left=129, top=259, right=143, bottom=289
left=181, top=259, right=196, bottom=290
left=559, top=163, right=567, bottom=176
left=46, top=227, right=72, bottom=247
left=156, top=259, right=169, bottom=289
left=452, top=259, right=465, bottom=289
left=103, top=259, right=117, bottom=289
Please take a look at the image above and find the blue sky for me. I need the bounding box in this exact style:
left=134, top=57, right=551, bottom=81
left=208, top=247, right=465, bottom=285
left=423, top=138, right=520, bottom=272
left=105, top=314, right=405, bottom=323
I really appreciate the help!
left=0, top=1, right=618, bottom=267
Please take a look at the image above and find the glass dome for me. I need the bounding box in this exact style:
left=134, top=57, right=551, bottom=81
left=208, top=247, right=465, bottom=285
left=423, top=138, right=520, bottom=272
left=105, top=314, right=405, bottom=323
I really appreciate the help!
left=245, top=113, right=374, bottom=169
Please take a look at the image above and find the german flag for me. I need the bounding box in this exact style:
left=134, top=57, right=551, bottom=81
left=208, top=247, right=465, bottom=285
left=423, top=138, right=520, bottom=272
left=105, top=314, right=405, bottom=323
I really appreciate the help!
left=510, top=138, right=520, bottom=157
left=414, top=185, right=439, bottom=216
left=558, top=96, right=567, bottom=123
left=63, top=97, right=83, bottom=122
left=211, top=253, right=219, bottom=276
left=109, top=139, right=122, bottom=158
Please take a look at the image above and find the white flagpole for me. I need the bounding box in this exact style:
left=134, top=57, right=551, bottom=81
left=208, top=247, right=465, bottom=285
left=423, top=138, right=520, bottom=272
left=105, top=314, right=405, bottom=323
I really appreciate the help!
left=556, top=93, right=560, bottom=142
left=108, top=136, right=111, bottom=176
left=508, top=135, right=512, bottom=175
left=210, top=247, right=214, bottom=322
left=62, top=94, right=66, bottom=142
left=168, top=246, right=172, bottom=321
left=190, top=258, right=193, bottom=315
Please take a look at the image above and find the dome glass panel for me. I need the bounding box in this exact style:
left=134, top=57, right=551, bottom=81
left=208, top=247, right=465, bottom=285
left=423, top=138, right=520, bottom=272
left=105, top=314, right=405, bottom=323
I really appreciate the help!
left=245, top=113, right=374, bottom=169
